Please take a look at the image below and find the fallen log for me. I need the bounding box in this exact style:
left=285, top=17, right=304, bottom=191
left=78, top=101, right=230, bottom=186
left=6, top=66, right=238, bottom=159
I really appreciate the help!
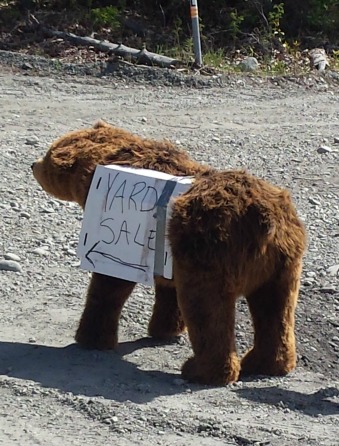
left=41, top=27, right=181, bottom=68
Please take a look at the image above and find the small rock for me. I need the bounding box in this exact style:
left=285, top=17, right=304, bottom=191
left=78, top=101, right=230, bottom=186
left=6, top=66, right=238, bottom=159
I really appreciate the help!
left=212, top=136, right=220, bottom=142
left=309, top=197, right=321, bottom=206
left=238, top=57, right=259, bottom=72
left=25, top=136, right=40, bottom=146
left=327, top=264, right=339, bottom=276
left=40, top=207, right=55, bottom=214
left=141, top=117, right=147, bottom=123
left=334, top=137, right=339, bottom=144
left=0, top=260, right=22, bottom=272
left=306, top=271, right=317, bottom=277
left=303, top=279, right=315, bottom=286
left=28, top=337, right=36, bottom=343
left=4, top=253, right=21, bottom=262
left=319, top=285, right=337, bottom=294
left=20, top=211, right=31, bottom=219
left=31, top=247, right=49, bottom=256
left=22, top=62, right=33, bottom=70
left=317, top=145, right=332, bottom=154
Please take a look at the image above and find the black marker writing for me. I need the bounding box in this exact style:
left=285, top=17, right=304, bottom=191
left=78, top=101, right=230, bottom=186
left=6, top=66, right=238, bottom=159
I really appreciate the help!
left=115, top=220, right=130, bottom=246
left=100, top=218, right=115, bottom=244
left=109, top=179, right=127, bottom=213
left=147, top=229, right=156, bottom=251
left=85, top=241, right=148, bottom=272
left=129, top=182, right=146, bottom=210
left=105, top=172, right=120, bottom=212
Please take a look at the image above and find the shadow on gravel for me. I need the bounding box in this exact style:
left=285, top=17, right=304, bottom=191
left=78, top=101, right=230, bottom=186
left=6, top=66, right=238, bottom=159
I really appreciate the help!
left=234, top=386, right=339, bottom=417
left=0, top=339, right=186, bottom=403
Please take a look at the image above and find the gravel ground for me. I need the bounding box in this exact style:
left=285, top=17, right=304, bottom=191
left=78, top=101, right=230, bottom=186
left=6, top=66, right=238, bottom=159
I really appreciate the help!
left=0, top=53, right=338, bottom=445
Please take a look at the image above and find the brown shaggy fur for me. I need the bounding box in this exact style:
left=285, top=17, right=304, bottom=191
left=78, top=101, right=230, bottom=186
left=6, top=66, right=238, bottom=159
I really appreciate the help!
left=32, top=121, right=307, bottom=386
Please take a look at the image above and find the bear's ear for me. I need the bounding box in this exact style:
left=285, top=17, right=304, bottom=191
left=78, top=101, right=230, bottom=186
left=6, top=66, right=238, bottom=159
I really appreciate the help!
left=51, top=147, right=78, bottom=170
left=93, top=119, right=111, bottom=129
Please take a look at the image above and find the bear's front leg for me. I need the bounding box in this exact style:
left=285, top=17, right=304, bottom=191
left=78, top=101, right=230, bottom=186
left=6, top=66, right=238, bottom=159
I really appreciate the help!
left=174, top=263, right=240, bottom=386
left=241, top=259, right=302, bottom=377
left=148, top=281, right=186, bottom=340
left=75, top=273, right=136, bottom=350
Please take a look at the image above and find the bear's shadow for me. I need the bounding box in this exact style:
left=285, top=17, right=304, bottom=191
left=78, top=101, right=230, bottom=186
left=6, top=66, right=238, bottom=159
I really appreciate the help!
left=234, top=384, right=339, bottom=417
left=0, top=338, right=187, bottom=404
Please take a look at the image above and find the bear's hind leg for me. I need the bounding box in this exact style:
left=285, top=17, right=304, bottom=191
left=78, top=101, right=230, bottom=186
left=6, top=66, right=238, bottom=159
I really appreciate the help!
left=75, top=273, right=136, bottom=350
left=148, top=283, right=186, bottom=340
left=174, top=264, right=240, bottom=386
left=241, top=259, right=302, bottom=377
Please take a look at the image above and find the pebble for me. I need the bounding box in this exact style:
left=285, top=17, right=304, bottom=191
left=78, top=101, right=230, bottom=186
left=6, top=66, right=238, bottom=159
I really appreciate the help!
left=327, top=264, right=339, bottom=276
left=4, top=253, right=21, bottom=262
left=31, top=247, right=49, bottom=256
left=25, top=135, right=40, bottom=146
left=319, top=285, right=337, bottom=294
left=20, top=211, right=31, bottom=219
left=40, top=207, right=55, bottom=214
left=317, top=145, right=332, bottom=154
left=141, top=117, right=147, bottom=123
left=0, top=260, right=22, bottom=272
left=22, top=62, right=33, bottom=70
left=238, top=57, right=259, bottom=72
left=306, top=271, right=316, bottom=277
left=308, top=197, right=321, bottom=206
left=334, top=137, right=339, bottom=144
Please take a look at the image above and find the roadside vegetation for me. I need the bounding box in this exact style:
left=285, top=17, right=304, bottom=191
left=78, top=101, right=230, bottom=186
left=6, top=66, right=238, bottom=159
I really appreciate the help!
left=1, top=0, right=338, bottom=73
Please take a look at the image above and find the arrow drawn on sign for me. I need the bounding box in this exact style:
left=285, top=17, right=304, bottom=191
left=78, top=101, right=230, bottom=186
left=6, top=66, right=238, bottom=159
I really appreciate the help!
left=85, top=241, right=148, bottom=272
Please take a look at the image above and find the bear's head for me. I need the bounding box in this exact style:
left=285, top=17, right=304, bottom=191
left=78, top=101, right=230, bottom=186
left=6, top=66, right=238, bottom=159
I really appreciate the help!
left=32, top=121, right=204, bottom=208
left=32, top=120, right=120, bottom=207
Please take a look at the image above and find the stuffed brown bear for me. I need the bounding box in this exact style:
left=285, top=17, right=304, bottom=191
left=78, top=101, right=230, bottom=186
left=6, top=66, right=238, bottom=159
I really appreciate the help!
left=32, top=121, right=306, bottom=385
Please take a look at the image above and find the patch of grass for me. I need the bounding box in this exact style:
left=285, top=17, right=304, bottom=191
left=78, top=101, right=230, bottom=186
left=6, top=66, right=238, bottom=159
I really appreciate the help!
left=203, top=48, right=225, bottom=68
left=90, top=5, right=121, bottom=31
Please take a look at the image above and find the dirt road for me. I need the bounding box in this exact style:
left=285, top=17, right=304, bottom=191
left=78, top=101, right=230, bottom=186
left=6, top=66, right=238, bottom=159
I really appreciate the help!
left=0, top=66, right=338, bottom=445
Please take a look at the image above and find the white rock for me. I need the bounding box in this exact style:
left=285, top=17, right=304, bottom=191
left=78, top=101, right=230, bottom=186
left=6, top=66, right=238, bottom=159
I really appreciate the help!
left=238, top=57, right=259, bottom=72
left=4, top=253, right=21, bottom=262
left=20, top=211, right=31, bottom=219
left=327, top=264, right=339, bottom=276
left=309, top=197, right=321, bottom=205
left=32, top=247, right=49, bottom=256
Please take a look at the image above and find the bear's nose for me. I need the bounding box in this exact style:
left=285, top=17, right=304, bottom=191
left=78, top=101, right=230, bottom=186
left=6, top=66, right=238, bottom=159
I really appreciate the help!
left=31, top=162, right=35, bottom=170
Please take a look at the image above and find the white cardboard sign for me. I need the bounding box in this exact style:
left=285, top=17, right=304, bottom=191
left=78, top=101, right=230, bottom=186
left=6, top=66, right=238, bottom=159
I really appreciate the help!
left=77, top=165, right=193, bottom=285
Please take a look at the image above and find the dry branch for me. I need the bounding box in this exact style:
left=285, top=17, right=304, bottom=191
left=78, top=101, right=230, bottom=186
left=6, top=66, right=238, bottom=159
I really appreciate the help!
left=41, top=27, right=181, bottom=68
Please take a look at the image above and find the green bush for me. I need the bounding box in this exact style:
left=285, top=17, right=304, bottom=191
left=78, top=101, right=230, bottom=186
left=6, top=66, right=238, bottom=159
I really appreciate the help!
left=6, top=0, right=339, bottom=47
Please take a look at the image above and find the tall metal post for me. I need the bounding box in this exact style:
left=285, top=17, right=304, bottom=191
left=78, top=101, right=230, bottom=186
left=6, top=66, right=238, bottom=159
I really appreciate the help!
left=190, top=0, right=203, bottom=66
